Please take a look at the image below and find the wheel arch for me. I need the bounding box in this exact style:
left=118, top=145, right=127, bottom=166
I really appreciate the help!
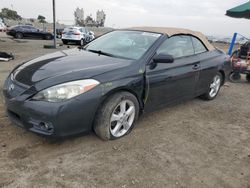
left=219, top=69, right=225, bottom=85
left=100, top=87, right=144, bottom=111
left=91, top=87, right=144, bottom=131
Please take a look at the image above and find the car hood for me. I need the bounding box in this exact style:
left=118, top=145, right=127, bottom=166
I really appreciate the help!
left=12, top=48, right=133, bottom=86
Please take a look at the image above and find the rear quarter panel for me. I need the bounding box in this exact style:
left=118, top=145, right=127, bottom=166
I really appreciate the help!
left=196, top=49, right=230, bottom=96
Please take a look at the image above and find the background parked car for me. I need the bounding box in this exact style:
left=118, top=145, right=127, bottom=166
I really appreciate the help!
left=6, top=25, right=54, bottom=40
left=0, top=22, right=6, bottom=32
left=61, top=26, right=95, bottom=45
left=56, top=28, right=64, bottom=38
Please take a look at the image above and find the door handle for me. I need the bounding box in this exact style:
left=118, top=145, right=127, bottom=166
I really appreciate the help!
left=192, top=63, right=200, bottom=70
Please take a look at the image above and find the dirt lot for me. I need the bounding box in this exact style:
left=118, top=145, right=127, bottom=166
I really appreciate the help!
left=0, top=32, right=250, bottom=188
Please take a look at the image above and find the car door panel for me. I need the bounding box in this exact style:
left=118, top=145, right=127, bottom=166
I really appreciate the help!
left=31, top=27, right=42, bottom=38
left=20, top=27, right=29, bottom=37
left=144, top=35, right=201, bottom=112
left=144, top=55, right=200, bottom=112
left=24, top=27, right=34, bottom=38
left=190, top=36, right=221, bottom=96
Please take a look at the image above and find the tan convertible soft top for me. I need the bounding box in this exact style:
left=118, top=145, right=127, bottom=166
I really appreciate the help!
left=128, top=27, right=215, bottom=51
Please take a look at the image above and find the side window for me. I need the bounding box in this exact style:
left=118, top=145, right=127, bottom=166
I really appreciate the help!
left=192, top=37, right=207, bottom=54
left=30, top=26, right=37, bottom=31
left=156, top=35, right=195, bottom=58
left=23, top=26, right=30, bottom=30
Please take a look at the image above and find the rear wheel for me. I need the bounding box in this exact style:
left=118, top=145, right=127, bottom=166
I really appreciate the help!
left=15, top=32, right=23, bottom=39
left=246, top=74, right=250, bottom=82
left=45, top=35, right=52, bottom=40
left=94, top=92, right=139, bottom=140
left=79, top=38, right=85, bottom=46
left=229, top=72, right=241, bottom=83
left=200, top=72, right=222, bottom=100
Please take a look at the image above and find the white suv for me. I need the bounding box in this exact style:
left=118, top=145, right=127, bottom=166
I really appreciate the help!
left=61, top=27, right=95, bottom=45
left=0, top=22, right=6, bottom=32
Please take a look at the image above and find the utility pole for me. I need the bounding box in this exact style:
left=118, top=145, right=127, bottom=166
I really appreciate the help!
left=53, top=0, right=56, bottom=48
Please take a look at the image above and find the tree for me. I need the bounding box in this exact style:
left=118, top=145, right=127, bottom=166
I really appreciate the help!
left=85, top=15, right=96, bottom=27
left=75, top=19, right=85, bottom=26
left=37, top=15, right=46, bottom=23
left=0, top=8, right=22, bottom=20
left=74, top=7, right=85, bottom=26
left=30, top=18, right=35, bottom=23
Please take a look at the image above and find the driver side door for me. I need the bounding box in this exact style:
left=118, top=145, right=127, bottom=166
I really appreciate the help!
left=144, top=35, right=201, bottom=112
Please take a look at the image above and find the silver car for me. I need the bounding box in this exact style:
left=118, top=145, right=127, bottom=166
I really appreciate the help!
left=61, top=27, right=95, bottom=45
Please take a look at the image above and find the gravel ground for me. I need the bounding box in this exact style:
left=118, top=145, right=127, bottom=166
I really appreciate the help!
left=0, top=32, right=249, bottom=188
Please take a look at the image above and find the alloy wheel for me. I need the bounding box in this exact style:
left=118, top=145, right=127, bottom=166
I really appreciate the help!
left=209, top=75, right=221, bottom=98
left=110, top=99, right=135, bottom=138
left=15, top=33, right=23, bottom=39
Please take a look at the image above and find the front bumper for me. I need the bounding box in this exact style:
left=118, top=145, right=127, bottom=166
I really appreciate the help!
left=3, top=80, right=102, bottom=137
left=6, top=32, right=12, bottom=36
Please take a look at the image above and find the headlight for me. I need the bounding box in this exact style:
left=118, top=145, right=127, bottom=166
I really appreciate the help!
left=32, top=79, right=100, bottom=102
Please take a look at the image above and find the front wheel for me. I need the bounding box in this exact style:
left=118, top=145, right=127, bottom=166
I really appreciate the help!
left=94, top=92, right=139, bottom=140
left=45, top=35, right=52, bottom=40
left=15, top=32, right=23, bottom=39
left=200, top=73, right=222, bottom=100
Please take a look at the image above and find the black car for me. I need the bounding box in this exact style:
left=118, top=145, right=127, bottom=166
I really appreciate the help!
left=6, top=25, right=54, bottom=40
left=3, top=27, right=231, bottom=140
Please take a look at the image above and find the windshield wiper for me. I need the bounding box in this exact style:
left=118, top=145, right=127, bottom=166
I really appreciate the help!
left=87, top=49, right=116, bottom=58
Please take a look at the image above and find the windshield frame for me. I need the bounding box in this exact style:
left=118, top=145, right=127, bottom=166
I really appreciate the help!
left=84, top=30, right=163, bottom=60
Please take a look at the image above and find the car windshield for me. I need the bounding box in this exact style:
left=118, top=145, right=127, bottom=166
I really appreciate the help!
left=10, top=25, right=18, bottom=29
left=85, top=30, right=162, bottom=60
left=63, top=27, right=79, bottom=33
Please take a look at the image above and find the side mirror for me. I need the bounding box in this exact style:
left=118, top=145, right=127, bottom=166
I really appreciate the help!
left=153, top=53, right=174, bottom=64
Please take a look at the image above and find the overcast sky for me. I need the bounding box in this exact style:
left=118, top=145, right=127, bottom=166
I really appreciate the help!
left=0, top=0, right=249, bottom=37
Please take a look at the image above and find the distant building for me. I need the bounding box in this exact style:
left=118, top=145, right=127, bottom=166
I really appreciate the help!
left=73, top=8, right=106, bottom=27
left=96, top=10, right=106, bottom=27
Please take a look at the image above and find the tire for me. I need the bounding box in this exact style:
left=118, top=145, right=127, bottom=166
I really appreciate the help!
left=85, top=36, right=91, bottom=43
left=15, top=32, right=23, bottom=39
left=45, top=35, right=52, bottom=40
left=200, top=72, right=222, bottom=100
left=79, top=39, right=85, bottom=46
left=229, top=72, right=241, bottom=83
left=94, top=92, right=140, bottom=140
left=246, top=74, right=250, bottom=82
left=62, top=40, right=68, bottom=45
